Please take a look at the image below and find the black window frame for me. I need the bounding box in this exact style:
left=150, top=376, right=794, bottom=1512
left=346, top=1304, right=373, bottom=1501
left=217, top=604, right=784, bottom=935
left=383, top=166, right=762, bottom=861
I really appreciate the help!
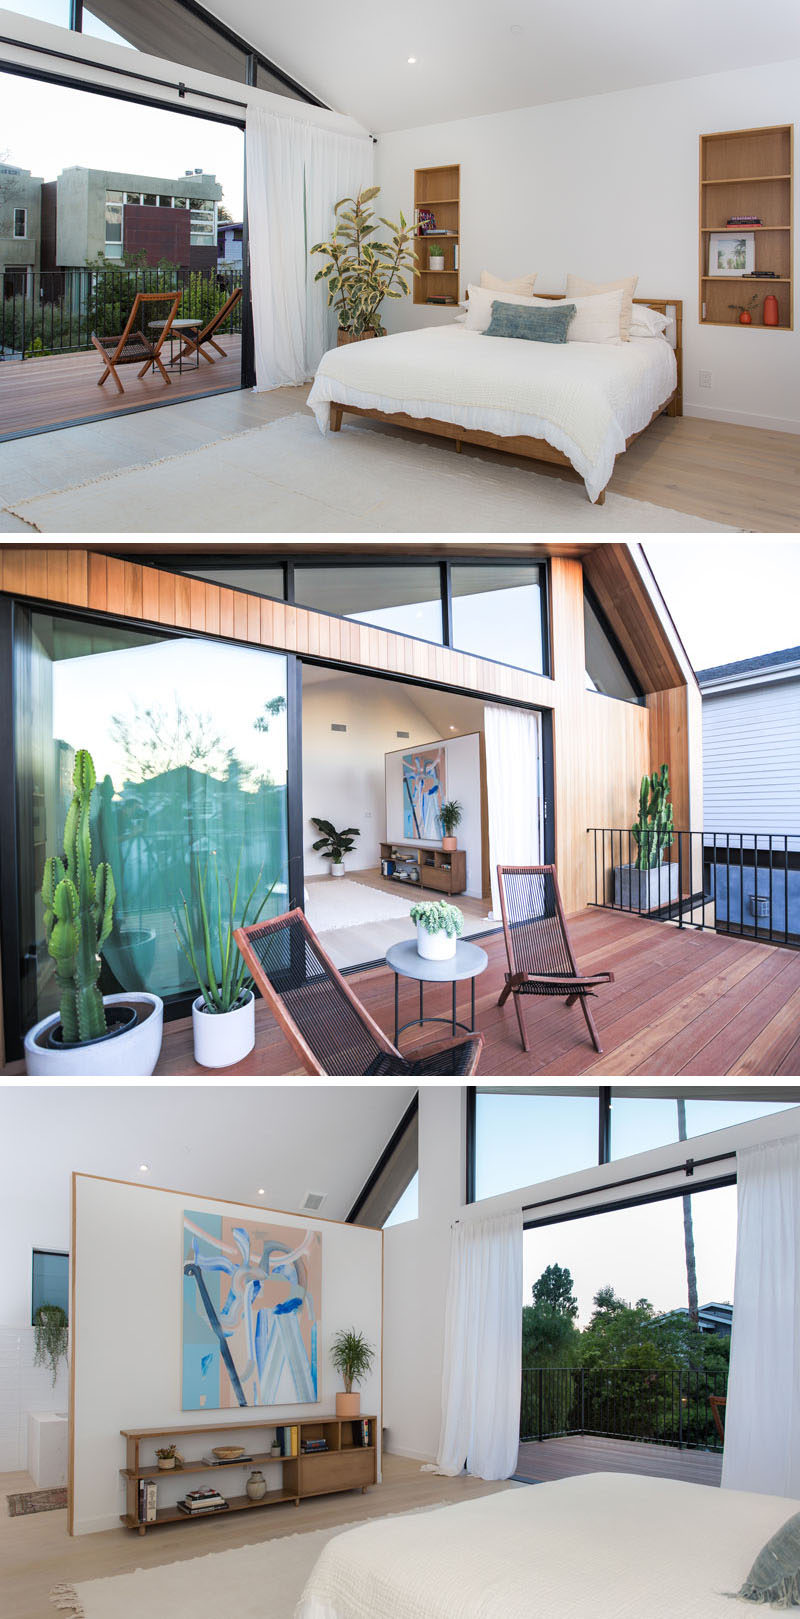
left=31, top=1247, right=69, bottom=1324
left=448, top=557, right=551, bottom=680
left=583, top=580, right=645, bottom=706
left=347, top=1093, right=419, bottom=1227
left=13, top=206, right=27, bottom=238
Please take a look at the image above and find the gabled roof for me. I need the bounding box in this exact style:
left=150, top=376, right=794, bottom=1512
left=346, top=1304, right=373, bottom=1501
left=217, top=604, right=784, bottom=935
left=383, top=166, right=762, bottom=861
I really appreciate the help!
left=697, top=645, right=800, bottom=689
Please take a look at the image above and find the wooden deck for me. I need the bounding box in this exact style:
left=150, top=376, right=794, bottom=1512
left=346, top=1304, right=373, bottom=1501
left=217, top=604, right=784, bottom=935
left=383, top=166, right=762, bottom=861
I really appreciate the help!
left=516, top=1433, right=723, bottom=1487
left=0, top=336, right=242, bottom=438
left=151, top=907, right=800, bottom=1077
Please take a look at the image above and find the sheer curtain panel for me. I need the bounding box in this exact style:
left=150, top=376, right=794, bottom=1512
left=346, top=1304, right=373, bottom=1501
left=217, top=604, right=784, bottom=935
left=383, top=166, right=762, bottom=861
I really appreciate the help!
left=246, top=107, right=372, bottom=390
left=484, top=704, right=542, bottom=920
left=721, top=1132, right=800, bottom=1498
left=434, top=1209, right=522, bottom=1480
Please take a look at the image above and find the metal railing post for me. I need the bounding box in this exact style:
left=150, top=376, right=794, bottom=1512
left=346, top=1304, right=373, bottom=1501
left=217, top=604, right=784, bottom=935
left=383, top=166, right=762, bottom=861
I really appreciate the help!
left=538, top=1369, right=544, bottom=1442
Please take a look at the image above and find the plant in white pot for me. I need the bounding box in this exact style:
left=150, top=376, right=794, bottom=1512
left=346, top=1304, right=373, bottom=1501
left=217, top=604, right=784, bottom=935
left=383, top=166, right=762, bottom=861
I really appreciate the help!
left=176, top=854, right=275, bottom=1070
left=614, top=764, right=680, bottom=913
left=410, top=898, right=464, bottom=961
left=439, top=799, right=463, bottom=852
left=310, top=818, right=360, bottom=878
left=331, top=1327, right=375, bottom=1418
left=428, top=243, right=446, bottom=272
left=24, top=749, right=163, bottom=1077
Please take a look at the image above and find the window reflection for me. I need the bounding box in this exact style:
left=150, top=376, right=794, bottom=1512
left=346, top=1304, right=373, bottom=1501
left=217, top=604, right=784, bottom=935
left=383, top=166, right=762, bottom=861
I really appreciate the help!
left=450, top=564, right=546, bottom=673
left=294, top=565, right=444, bottom=642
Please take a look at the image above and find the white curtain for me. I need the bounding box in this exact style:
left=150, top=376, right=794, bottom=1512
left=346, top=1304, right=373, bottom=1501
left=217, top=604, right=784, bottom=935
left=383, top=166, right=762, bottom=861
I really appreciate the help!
left=484, top=704, right=542, bottom=920
left=434, top=1209, right=522, bottom=1480
left=246, top=106, right=373, bottom=390
left=721, top=1133, right=800, bottom=1498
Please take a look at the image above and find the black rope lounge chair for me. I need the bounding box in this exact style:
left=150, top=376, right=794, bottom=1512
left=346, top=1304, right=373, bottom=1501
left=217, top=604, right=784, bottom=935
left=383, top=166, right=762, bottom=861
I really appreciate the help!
left=234, top=908, right=483, bottom=1077
left=91, top=290, right=182, bottom=394
left=178, top=286, right=242, bottom=365
left=496, top=865, right=614, bottom=1053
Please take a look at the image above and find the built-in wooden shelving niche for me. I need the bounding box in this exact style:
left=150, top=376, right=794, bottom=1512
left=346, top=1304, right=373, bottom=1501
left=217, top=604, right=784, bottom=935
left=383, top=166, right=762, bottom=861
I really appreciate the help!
left=699, top=124, right=793, bottom=330
left=414, top=164, right=460, bottom=307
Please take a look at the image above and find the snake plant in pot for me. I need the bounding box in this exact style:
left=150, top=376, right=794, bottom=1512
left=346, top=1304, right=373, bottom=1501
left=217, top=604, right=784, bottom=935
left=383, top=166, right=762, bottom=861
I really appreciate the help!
left=614, top=763, right=679, bottom=913
left=331, top=1328, right=375, bottom=1417
left=175, top=854, right=276, bottom=1070
left=24, top=749, right=163, bottom=1077
left=310, top=186, right=419, bottom=343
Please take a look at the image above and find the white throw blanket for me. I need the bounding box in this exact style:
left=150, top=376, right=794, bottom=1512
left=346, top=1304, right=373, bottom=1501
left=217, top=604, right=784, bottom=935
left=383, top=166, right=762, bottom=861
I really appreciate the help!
left=295, top=1471, right=800, bottom=1619
left=307, top=325, right=676, bottom=502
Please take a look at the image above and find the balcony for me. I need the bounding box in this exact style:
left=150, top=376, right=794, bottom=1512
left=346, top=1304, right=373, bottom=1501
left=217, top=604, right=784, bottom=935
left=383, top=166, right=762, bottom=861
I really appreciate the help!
left=0, top=266, right=242, bottom=439
left=517, top=1367, right=725, bottom=1487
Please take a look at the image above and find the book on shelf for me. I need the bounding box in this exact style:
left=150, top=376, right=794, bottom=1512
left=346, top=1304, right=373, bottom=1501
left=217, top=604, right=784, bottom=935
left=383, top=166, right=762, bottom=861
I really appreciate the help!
left=144, top=1480, right=158, bottom=1522
left=301, top=1438, right=328, bottom=1453
left=201, top=1453, right=253, bottom=1467
left=275, top=1424, right=299, bottom=1457
left=352, top=1417, right=371, bottom=1447
left=177, top=1498, right=229, bottom=1515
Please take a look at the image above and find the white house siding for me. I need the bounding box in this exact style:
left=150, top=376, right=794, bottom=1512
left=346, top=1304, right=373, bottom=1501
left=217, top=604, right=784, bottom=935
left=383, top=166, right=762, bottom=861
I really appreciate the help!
left=702, top=678, right=800, bottom=838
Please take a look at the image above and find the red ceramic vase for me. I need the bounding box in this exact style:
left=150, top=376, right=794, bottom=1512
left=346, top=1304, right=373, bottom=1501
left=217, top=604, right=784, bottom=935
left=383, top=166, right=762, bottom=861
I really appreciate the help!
left=763, top=294, right=779, bottom=327
left=739, top=310, right=752, bottom=324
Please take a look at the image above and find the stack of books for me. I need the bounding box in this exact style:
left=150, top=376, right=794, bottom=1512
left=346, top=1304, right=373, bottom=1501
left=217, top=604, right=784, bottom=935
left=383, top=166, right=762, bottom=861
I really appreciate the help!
left=726, top=214, right=762, bottom=227
left=301, top=1436, right=328, bottom=1454
left=137, top=1480, right=158, bottom=1522
left=352, top=1417, right=371, bottom=1447
left=201, top=1452, right=253, bottom=1467
left=177, top=1487, right=229, bottom=1516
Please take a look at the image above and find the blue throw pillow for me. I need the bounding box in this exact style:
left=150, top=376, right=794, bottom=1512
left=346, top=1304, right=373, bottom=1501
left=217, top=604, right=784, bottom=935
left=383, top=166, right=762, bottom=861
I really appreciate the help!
left=484, top=301, right=576, bottom=343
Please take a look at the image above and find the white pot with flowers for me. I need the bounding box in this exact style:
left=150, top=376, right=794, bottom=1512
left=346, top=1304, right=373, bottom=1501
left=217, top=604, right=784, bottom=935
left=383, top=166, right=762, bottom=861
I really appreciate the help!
left=175, top=853, right=276, bottom=1070
left=410, top=898, right=464, bottom=961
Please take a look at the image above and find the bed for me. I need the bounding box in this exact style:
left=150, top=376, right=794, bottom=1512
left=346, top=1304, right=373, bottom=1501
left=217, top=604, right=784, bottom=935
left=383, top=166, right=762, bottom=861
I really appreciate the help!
left=306, top=299, right=682, bottom=505
left=295, top=1471, right=799, bottom=1619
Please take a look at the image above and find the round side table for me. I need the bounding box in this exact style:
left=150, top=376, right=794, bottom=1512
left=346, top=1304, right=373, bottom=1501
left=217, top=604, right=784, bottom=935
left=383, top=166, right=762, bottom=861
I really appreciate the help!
left=386, top=938, right=489, bottom=1045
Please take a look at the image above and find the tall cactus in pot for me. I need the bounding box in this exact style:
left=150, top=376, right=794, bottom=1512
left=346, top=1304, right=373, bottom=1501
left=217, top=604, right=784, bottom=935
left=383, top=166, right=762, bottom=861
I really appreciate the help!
left=631, top=763, right=674, bottom=871
left=41, top=749, right=116, bottom=1044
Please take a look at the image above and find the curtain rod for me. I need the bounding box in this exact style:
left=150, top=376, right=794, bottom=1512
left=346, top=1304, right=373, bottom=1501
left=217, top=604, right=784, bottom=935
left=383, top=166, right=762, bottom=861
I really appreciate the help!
left=521, top=1148, right=736, bottom=1216
left=0, top=32, right=248, bottom=108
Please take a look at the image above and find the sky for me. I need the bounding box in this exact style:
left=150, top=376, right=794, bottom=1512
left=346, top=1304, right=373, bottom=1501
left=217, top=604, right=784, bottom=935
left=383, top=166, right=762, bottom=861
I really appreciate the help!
left=644, top=540, right=800, bottom=671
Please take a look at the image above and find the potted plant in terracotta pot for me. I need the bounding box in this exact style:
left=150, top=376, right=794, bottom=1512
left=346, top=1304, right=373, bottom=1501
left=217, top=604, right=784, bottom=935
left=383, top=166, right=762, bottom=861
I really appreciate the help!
left=410, top=898, right=464, bottom=961
left=175, top=853, right=276, bottom=1070
left=23, top=749, right=164, bottom=1077
left=310, top=186, right=419, bottom=344
left=439, top=800, right=463, bottom=852
left=310, top=818, right=360, bottom=877
left=614, top=764, right=680, bottom=912
left=331, top=1328, right=375, bottom=1418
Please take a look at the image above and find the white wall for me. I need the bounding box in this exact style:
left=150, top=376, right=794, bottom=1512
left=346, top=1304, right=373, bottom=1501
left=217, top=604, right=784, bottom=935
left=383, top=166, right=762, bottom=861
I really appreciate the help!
left=375, top=59, right=800, bottom=433
left=702, top=676, right=800, bottom=835
left=385, top=732, right=483, bottom=898
left=71, top=1175, right=382, bottom=1534
left=382, top=1090, right=800, bottom=1463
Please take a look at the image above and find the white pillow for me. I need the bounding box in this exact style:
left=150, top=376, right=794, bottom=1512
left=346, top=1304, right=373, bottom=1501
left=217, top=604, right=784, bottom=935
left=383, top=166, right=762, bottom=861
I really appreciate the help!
left=566, top=273, right=639, bottom=340
left=629, top=303, right=671, bottom=337
left=463, top=283, right=542, bottom=332
left=526, top=289, right=624, bottom=345
left=480, top=270, right=537, bottom=296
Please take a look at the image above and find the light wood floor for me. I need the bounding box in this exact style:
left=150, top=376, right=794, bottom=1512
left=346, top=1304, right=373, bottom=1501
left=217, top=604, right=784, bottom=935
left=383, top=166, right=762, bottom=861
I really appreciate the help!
left=307, top=867, right=498, bottom=971
left=0, top=1455, right=508, bottom=1619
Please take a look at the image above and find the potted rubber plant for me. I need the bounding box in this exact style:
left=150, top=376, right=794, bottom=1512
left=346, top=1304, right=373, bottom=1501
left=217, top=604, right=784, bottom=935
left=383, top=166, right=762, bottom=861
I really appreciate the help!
left=410, top=898, right=464, bottom=961
left=175, top=854, right=276, bottom=1070
left=439, top=800, right=463, bottom=852
left=33, top=1303, right=68, bottom=1386
left=24, top=750, right=163, bottom=1077
left=310, top=819, right=360, bottom=877
left=614, top=764, right=680, bottom=912
left=310, top=186, right=419, bottom=343
left=331, top=1328, right=375, bottom=1418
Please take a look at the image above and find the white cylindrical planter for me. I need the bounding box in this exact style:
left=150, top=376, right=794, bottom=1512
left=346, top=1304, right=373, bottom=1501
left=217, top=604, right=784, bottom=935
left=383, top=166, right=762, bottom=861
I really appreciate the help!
left=192, top=989, right=255, bottom=1069
left=416, top=922, right=457, bottom=961
left=24, top=992, right=163, bottom=1077
left=331, top=862, right=345, bottom=878
left=429, top=254, right=445, bottom=271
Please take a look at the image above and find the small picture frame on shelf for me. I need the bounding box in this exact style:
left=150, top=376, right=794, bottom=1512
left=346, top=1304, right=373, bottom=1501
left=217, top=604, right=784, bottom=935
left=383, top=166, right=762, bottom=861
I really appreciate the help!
left=708, top=231, right=755, bottom=276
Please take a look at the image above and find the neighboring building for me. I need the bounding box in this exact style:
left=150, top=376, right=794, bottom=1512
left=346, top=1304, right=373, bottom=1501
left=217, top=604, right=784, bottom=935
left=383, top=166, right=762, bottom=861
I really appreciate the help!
left=0, top=164, right=43, bottom=297
left=39, top=166, right=223, bottom=272
left=218, top=219, right=243, bottom=267
left=660, top=1302, right=733, bottom=1337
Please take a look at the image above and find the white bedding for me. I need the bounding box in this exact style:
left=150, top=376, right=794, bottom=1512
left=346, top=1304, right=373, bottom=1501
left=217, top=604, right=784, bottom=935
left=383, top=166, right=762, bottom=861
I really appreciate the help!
left=306, top=325, right=677, bottom=503
left=295, top=1471, right=800, bottom=1619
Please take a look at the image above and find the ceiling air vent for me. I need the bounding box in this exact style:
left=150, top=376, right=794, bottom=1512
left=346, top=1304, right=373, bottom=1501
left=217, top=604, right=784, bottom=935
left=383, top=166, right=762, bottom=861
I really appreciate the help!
left=331, top=723, right=347, bottom=733
left=302, top=1191, right=326, bottom=1212
left=396, top=730, right=410, bottom=738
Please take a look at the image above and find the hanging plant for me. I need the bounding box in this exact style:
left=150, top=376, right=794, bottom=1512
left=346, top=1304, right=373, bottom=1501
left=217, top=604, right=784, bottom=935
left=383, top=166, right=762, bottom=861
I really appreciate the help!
left=33, top=1303, right=69, bottom=1386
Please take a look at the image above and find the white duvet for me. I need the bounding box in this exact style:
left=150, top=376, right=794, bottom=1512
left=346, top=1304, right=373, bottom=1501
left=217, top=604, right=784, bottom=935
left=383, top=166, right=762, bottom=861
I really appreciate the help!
left=307, top=325, right=677, bottom=503
left=295, top=1472, right=800, bottom=1619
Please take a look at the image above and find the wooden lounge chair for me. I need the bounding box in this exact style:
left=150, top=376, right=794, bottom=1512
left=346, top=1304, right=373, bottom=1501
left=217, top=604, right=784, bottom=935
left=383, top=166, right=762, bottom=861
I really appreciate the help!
left=234, top=908, right=483, bottom=1077
left=91, top=290, right=182, bottom=394
left=496, top=864, right=614, bottom=1053
left=178, top=286, right=242, bottom=365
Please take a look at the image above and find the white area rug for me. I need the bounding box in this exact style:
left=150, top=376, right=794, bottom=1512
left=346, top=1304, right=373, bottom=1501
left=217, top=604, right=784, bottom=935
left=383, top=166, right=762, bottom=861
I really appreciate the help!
left=305, top=879, right=414, bottom=933
left=4, top=412, right=738, bottom=533
left=50, top=1504, right=452, bottom=1619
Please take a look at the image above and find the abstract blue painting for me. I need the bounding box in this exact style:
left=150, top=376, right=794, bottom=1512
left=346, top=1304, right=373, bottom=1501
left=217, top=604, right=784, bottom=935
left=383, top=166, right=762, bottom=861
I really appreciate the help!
left=182, top=1210, right=321, bottom=1410
left=402, top=747, right=446, bottom=840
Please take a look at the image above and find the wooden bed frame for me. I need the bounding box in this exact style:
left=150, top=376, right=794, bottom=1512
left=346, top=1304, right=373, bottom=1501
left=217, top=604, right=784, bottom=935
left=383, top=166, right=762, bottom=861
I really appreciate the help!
left=328, top=297, right=682, bottom=505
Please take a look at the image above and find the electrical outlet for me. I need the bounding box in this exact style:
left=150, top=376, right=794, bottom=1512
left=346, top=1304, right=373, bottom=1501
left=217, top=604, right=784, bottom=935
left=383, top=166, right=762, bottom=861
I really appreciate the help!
left=699, top=370, right=712, bottom=389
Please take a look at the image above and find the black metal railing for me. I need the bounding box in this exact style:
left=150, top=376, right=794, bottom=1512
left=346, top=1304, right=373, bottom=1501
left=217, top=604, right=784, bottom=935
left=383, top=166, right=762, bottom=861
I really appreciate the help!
left=520, top=1366, right=728, bottom=1451
left=0, top=265, right=243, bottom=361
left=587, top=828, right=800, bottom=948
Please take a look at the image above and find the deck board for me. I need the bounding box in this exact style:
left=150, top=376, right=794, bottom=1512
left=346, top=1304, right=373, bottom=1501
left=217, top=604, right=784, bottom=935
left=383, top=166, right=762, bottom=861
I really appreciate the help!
left=516, top=1433, right=723, bottom=1487
left=0, top=337, right=242, bottom=438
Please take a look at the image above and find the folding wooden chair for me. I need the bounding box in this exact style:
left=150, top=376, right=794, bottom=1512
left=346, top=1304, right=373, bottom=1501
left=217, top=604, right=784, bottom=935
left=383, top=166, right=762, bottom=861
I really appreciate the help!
left=234, top=908, right=483, bottom=1077
left=178, top=286, right=242, bottom=365
left=496, top=865, right=614, bottom=1053
left=91, top=290, right=182, bottom=394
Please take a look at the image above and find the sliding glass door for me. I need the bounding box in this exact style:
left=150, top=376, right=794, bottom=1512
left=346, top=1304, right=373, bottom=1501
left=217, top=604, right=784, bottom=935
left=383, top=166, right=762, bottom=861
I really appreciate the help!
left=13, top=608, right=289, bottom=1033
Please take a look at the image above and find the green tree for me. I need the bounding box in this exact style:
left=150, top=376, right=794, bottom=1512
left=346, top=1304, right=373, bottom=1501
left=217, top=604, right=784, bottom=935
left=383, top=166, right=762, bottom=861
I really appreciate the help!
left=522, top=1264, right=580, bottom=1368
left=532, top=1263, right=578, bottom=1318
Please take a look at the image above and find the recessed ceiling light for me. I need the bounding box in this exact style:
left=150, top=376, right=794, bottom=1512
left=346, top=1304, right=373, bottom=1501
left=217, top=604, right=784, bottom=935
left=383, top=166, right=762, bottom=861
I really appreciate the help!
left=407, top=56, right=417, bottom=64
left=257, top=1188, right=266, bottom=1196
left=139, top=1163, right=150, bottom=1174
left=510, top=23, right=524, bottom=34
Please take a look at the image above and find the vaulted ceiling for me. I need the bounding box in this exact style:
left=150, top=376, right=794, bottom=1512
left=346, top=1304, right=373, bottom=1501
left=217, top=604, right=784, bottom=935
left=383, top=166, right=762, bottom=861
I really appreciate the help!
left=207, top=0, right=800, bottom=132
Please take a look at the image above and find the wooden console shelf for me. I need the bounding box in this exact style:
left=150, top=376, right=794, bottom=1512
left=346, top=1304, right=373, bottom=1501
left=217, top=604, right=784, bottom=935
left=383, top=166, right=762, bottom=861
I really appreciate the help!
left=699, top=125, right=793, bottom=329
left=380, top=841, right=466, bottom=896
left=120, top=1414, right=377, bottom=1533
